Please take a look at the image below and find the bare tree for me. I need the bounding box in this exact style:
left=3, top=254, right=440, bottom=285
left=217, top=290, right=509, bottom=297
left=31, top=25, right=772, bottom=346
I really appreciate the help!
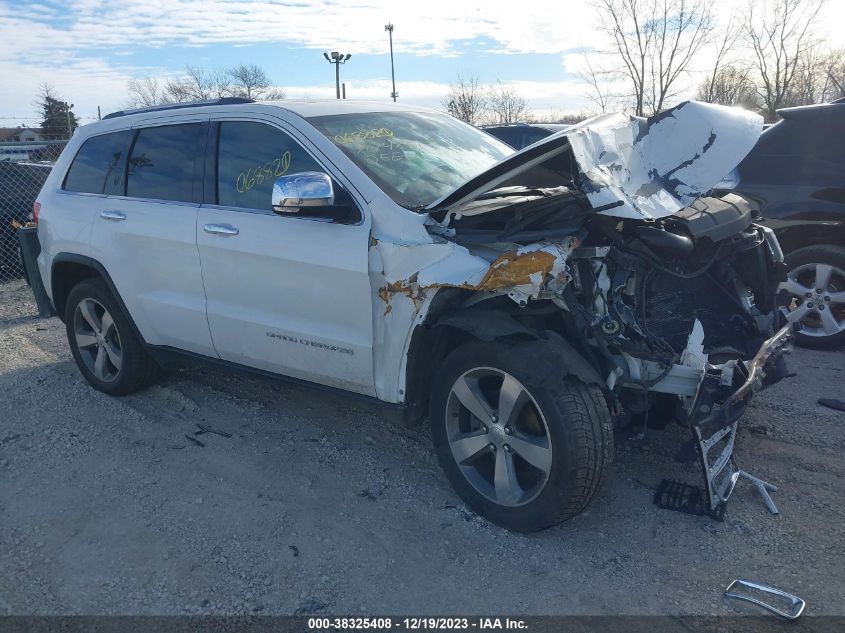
left=699, top=13, right=744, bottom=104
left=821, top=49, right=845, bottom=100
left=696, top=65, right=758, bottom=107
left=579, top=52, right=614, bottom=114
left=442, top=74, right=488, bottom=125
left=126, top=77, right=171, bottom=108
left=592, top=0, right=714, bottom=116
left=126, top=64, right=285, bottom=108
left=487, top=81, right=530, bottom=124
left=165, top=65, right=232, bottom=102
left=227, top=63, right=287, bottom=100
left=745, top=0, right=825, bottom=121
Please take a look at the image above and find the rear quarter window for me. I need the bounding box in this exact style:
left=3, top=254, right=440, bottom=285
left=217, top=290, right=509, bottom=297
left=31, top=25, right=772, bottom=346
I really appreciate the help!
left=63, top=130, right=132, bottom=195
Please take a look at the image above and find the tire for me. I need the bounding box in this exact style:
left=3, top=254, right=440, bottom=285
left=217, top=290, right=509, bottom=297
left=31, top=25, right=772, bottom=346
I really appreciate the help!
left=779, top=244, right=845, bottom=350
left=430, top=339, right=613, bottom=532
left=65, top=278, right=160, bottom=395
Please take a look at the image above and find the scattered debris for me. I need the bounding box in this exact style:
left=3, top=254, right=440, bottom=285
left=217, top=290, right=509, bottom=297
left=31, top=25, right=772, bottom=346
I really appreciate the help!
left=818, top=398, right=845, bottom=412
left=358, top=487, right=383, bottom=500
left=195, top=423, right=232, bottom=438
left=724, top=579, right=805, bottom=620
left=654, top=479, right=726, bottom=521
left=184, top=435, right=205, bottom=448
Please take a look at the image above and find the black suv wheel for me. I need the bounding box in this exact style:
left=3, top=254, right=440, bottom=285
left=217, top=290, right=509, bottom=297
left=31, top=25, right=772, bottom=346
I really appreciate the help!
left=779, top=245, right=845, bottom=349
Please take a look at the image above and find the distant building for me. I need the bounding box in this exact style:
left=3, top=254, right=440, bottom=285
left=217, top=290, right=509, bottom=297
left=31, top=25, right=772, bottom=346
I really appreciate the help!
left=0, top=127, right=50, bottom=162
left=0, top=127, right=45, bottom=142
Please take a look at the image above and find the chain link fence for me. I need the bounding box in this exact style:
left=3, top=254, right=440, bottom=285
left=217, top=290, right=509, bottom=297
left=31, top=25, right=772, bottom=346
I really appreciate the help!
left=0, top=151, right=58, bottom=281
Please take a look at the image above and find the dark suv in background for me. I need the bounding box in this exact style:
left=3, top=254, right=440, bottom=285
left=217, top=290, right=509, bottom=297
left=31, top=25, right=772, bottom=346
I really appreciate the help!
left=724, top=99, right=845, bottom=349
left=483, top=123, right=571, bottom=149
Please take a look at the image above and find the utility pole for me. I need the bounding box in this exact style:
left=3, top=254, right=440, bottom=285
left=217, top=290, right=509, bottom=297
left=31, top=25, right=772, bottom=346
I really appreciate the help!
left=385, top=23, right=397, bottom=101
left=64, top=101, right=74, bottom=138
left=323, top=51, right=352, bottom=99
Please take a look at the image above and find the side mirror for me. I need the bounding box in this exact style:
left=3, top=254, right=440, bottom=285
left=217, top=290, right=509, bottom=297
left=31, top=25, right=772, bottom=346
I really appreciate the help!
left=272, top=171, right=334, bottom=215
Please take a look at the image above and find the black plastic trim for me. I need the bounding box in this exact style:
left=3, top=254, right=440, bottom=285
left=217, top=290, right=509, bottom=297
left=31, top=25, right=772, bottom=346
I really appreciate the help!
left=147, top=344, right=410, bottom=422
left=103, top=97, right=254, bottom=120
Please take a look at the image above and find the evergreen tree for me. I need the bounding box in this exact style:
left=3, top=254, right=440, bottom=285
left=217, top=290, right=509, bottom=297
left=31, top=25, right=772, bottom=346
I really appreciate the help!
left=38, top=84, right=78, bottom=138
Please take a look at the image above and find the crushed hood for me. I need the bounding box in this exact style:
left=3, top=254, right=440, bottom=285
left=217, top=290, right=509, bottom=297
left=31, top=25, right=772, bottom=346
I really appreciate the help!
left=429, top=100, right=764, bottom=221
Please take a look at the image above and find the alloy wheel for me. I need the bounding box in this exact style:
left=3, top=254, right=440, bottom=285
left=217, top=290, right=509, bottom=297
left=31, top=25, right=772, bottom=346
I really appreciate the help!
left=73, top=298, right=123, bottom=382
left=779, top=263, right=845, bottom=338
left=445, top=367, right=552, bottom=507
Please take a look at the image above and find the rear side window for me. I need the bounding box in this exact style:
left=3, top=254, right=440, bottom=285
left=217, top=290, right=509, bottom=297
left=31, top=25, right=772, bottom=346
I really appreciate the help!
left=216, top=121, right=325, bottom=210
left=63, top=130, right=132, bottom=195
left=127, top=123, right=203, bottom=203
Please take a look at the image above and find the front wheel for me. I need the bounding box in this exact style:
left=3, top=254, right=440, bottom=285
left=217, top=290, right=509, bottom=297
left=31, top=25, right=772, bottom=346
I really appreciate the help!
left=430, top=340, right=613, bottom=532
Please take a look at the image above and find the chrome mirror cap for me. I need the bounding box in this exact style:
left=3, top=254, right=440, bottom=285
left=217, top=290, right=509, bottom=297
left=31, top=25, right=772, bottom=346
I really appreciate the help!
left=272, top=172, right=334, bottom=214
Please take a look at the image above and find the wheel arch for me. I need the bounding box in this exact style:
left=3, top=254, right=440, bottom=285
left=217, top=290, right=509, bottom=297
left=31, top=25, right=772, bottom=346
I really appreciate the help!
left=50, top=253, right=147, bottom=345
left=774, top=221, right=845, bottom=254
left=403, top=296, right=605, bottom=423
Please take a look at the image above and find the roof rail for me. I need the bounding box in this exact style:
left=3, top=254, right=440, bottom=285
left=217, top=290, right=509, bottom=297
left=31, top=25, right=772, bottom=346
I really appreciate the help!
left=103, top=97, right=255, bottom=120
left=832, top=97, right=845, bottom=104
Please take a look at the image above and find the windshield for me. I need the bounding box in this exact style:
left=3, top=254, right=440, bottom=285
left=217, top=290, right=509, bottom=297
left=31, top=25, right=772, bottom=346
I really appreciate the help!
left=308, top=111, right=514, bottom=209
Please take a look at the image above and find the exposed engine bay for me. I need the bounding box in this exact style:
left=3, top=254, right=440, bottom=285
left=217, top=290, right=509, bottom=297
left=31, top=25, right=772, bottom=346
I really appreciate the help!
left=374, top=101, right=794, bottom=516
left=431, top=190, right=789, bottom=422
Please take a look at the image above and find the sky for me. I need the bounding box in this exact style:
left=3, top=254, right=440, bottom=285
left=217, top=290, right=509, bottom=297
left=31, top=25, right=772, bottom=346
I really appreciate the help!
left=1, top=0, right=844, bottom=127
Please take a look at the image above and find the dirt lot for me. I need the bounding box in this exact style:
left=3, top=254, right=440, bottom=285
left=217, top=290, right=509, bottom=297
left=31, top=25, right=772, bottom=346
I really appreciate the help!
left=1, top=278, right=843, bottom=616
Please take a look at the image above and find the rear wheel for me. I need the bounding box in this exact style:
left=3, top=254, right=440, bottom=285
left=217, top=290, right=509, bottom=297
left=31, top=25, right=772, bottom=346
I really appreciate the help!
left=65, top=279, right=160, bottom=395
left=778, top=245, right=845, bottom=349
left=430, top=340, right=613, bottom=532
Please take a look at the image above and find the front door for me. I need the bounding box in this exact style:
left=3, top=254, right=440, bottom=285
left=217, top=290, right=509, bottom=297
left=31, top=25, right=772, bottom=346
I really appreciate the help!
left=196, top=119, right=375, bottom=395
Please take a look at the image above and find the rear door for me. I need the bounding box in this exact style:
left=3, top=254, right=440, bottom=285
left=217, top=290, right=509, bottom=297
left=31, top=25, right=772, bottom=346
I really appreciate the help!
left=88, top=120, right=216, bottom=356
left=196, top=116, right=375, bottom=395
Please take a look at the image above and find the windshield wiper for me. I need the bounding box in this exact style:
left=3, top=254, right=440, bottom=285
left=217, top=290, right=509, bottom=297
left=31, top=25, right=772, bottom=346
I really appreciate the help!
left=474, top=185, right=573, bottom=201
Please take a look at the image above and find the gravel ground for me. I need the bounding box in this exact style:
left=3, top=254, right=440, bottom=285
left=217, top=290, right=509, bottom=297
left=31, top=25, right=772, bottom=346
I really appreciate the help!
left=1, top=278, right=843, bottom=616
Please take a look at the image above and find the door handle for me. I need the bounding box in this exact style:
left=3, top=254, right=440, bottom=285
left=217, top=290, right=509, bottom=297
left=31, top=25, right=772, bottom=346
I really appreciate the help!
left=99, top=210, right=126, bottom=221
left=203, top=223, right=239, bottom=236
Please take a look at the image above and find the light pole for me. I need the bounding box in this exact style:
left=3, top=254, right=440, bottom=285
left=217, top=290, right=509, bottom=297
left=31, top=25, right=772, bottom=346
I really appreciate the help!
left=385, top=23, right=397, bottom=101
left=63, top=102, right=74, bottom=138
left=323, top=51, right=351, bottom=99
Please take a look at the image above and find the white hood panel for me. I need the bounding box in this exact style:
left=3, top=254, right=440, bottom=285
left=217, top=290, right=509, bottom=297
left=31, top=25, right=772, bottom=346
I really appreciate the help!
left=567, top=101, right=763, bottom=219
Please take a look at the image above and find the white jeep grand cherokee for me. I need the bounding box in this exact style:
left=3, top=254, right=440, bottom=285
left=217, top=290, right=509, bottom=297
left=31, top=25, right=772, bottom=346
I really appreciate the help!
left=35, top=97, right=791, bottom=531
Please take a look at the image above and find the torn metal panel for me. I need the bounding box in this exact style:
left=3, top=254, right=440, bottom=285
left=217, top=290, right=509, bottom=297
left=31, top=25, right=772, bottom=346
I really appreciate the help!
left=368, top=236, right=577, bottom=402
left=429, top=100, right=763, bottom=221
left=377, top=239, right=577, bottom=302
left=571, top=101, right=763, bottom=219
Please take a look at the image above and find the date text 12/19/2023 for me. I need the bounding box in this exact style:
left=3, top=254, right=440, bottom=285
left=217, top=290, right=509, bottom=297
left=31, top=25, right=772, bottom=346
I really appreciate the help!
left=307, top=617, right=528, bottom=630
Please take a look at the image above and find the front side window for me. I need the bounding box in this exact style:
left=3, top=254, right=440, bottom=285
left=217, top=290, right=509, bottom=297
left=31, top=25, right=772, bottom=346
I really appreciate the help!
left=127, top=123, right=203, bottom=203
left=63, top=130, right=132, bottom=195
left=216, top=121, right=326, bottom=210
left=308, top=111, right=513, bottom=209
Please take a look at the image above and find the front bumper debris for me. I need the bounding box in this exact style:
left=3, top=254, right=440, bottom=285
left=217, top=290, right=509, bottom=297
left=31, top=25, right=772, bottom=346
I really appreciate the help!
left=656, top=325, right=793, bottom=520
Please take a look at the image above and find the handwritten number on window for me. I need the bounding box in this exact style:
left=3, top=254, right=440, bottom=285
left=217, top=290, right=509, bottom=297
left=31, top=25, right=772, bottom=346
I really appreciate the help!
left=235, top=151, right=292, bottom=193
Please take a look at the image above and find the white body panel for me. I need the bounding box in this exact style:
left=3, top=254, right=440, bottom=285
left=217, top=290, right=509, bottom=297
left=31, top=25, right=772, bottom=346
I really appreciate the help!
left=89, top=196, right=215, bottom=356
left=197, top=207, right=375, bottom=394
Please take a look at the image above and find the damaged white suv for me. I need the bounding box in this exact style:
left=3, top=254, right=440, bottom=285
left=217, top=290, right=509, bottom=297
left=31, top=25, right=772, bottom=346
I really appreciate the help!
left=36, top=98, right=791, bottom=531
